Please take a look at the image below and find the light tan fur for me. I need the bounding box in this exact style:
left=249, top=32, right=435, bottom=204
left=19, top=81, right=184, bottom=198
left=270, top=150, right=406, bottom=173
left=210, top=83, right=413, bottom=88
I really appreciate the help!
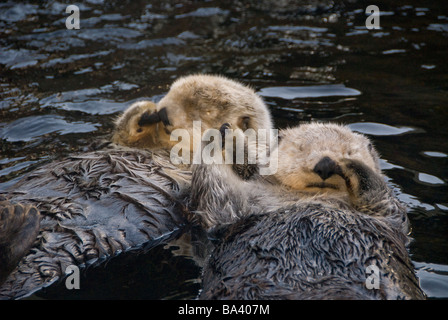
left=157, top=74, right=273, bottom=150
left=272, top=122, right=380, bottom=196
left=111, top=75, right=273, bottom=154
left=111, top=100, right=170, bottom=149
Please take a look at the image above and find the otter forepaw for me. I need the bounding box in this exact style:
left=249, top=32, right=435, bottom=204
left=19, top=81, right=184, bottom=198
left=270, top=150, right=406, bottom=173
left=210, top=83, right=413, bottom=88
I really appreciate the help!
left=138, top=110, right=161, bottom=127
left=218, top=123, right=258, bottom=180
left=219, top=123, right=231, bottom=135
left=337, top=159, right=386, bottom=196
left=0, top=200, right=41, bottom=285
left=219, top=123, right=231, bottom=147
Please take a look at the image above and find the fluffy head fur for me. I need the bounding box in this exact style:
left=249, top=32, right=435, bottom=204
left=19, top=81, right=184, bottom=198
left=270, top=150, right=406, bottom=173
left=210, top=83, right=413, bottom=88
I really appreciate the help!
left=111, top=75, right=273, bottom=153
left=157, top=74, right=273, bottom=150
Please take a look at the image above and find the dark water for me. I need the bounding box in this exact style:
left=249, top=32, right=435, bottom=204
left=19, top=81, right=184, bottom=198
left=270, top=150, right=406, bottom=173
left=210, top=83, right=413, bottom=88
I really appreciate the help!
left=0, top=0, right=447, bottom=299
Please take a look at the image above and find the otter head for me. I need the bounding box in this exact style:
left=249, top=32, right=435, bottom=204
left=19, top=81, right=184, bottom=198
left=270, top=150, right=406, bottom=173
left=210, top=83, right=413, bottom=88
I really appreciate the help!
left=273, top=123, right=380, bottom=195
left=111, top=101, right=169, bottom=149
left=155, top=74, right=273, bottom=152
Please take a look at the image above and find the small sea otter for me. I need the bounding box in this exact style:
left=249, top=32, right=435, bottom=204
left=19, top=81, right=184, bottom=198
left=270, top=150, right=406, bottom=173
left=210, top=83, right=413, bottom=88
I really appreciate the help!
left=112, top=74, right=273, bottom=153
left=0, top=74, right=273, bottom=299
left=191, top=123, right=425, bottom=300
left=156, top=74, right=273, bottom=151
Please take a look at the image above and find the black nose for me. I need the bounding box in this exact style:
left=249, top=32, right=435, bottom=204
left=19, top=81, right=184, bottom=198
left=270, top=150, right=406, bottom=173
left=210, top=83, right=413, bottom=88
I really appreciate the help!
left=313, top=156, right=338, bottom=180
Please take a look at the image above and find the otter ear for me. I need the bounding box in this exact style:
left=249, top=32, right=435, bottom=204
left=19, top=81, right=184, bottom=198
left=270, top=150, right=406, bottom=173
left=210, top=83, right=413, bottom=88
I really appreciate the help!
left=237, top=116, right=250, bottom=130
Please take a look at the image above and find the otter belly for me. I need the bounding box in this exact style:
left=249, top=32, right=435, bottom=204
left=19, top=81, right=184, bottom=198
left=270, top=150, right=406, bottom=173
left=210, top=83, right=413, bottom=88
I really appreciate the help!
left=200, top=204, right=425, bottom=300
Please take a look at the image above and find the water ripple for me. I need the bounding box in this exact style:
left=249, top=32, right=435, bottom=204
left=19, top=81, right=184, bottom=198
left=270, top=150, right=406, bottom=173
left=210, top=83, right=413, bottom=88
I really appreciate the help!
left=259, top=84, right=361, bottom=99
left=348, top=122, right=419, bottom=136
left=0, top=115, right=99, bottom=142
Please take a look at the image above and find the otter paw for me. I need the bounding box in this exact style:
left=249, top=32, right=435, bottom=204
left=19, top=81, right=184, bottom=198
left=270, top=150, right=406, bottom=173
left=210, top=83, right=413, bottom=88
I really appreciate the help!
left=219, top=123, right=231, bottom=148
left=337, top=159, right=386, bottom=196
left=138, top=110, right=161, bottom=127
left=0, top=201, right=41, bottom=285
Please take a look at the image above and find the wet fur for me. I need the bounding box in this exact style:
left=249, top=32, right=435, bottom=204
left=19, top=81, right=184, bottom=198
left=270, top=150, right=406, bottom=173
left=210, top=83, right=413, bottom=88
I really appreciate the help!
left=0, top=149, right=190, bottom=299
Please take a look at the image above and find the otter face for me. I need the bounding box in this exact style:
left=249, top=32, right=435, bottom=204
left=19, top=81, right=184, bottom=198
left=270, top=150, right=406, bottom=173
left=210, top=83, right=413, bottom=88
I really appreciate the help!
left=113, top=75, right=273, bottom=153
left=156, top=74, right=273, bottom=137
left=111, top=101, right=166, bottom=148
left=274, top=123, right=380, bottom=195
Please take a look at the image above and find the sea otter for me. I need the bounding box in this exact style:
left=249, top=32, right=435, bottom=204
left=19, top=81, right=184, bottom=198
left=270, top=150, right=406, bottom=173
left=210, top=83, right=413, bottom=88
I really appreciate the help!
left=191, top=123, right=425, bottom=300
left=0, top=74, right=273, bottom=299
left=156, top=74, right=273, bottom=152
left=112, top=74, right=274, bottom=153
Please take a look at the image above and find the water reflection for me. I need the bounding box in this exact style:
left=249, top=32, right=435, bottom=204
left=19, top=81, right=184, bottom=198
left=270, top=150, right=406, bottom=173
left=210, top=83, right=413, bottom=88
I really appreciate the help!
left=416, top=173, right=445, bottom=186
left=38, top=81, right=138, bottom=114
left=348, top=122, right=418, bottom=136
left=0, top=115, right=99, bottom=142
left=258, top=84, right=361, bottom=99
left=414, top=263, right=448, bottom=299
left=422, top=151, right=447, bottom=158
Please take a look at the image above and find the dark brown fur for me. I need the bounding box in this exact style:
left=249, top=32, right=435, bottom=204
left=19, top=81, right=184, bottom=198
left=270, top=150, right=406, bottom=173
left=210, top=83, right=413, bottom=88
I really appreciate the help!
left=0, top=149, right=190, bottom=299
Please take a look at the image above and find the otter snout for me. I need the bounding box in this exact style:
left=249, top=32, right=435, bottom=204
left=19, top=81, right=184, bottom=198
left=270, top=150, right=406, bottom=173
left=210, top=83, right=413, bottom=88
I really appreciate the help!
left=313, top=156, right=339, bottom=180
